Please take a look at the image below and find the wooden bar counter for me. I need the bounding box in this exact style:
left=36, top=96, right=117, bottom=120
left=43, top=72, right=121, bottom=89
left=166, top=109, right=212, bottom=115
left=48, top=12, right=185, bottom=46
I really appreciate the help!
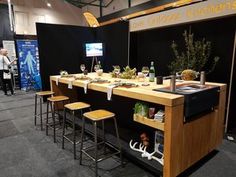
left=50, top=73, right=226, bottom=177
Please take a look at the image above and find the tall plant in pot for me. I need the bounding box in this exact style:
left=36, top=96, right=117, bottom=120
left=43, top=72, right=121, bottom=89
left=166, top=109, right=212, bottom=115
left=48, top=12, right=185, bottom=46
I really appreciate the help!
left=168, top=29, right=220, bottom=80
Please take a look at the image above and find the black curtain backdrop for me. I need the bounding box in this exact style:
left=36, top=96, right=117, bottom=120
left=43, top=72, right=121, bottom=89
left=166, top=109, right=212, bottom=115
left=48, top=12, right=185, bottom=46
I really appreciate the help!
left=0, top=4, right=14, bottom=46
left=129, top=16, right=236, bottom=131
left=36, top=23, right=95, bottom=91
left=96, top=21, right=129, bottom=71
left=36, top=22, right=129, bottom=92
left=36, top=16, right=236, bottom=131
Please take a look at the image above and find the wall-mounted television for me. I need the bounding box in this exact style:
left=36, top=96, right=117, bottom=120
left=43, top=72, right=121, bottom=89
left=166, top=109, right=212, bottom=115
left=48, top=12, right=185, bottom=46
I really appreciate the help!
left=85, top=43, right=103, bottom=57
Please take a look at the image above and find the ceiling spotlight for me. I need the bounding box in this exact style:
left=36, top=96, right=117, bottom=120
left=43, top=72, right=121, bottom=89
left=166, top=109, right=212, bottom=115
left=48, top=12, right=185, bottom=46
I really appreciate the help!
left=47, top=2, right=51, bottom=7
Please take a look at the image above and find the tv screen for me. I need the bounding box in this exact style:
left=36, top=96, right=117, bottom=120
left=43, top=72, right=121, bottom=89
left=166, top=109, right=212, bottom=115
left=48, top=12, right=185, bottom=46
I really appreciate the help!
left=85, top=43, right=103, bottom=57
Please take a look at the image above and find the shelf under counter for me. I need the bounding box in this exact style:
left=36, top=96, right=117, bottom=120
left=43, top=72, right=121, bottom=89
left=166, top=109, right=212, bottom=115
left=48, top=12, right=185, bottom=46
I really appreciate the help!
left=133, top=114, right=164, bottom=131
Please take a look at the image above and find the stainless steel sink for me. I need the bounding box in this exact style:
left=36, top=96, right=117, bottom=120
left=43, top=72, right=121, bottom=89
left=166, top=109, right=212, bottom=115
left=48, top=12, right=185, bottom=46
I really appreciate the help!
left=155, top=83, right=213, bottom=94
left=176, top=84, right=206, bottom=92
left=153, top=83, right=220, bottom=120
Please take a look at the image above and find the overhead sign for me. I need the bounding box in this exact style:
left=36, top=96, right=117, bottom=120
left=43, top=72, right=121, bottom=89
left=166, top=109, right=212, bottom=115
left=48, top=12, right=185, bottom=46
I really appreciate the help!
left=130, top=0, right=236, bottom=32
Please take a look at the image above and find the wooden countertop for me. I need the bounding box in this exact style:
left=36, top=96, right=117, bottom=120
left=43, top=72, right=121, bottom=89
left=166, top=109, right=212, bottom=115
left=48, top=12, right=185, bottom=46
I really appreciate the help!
left=50, top=73, right=226, bottom=107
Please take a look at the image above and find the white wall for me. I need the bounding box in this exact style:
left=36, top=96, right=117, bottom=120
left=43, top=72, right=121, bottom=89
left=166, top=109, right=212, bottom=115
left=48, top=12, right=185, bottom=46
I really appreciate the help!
left=0, top=0, right=83, bottom=35
left=0, top=0, right=152, bottom=32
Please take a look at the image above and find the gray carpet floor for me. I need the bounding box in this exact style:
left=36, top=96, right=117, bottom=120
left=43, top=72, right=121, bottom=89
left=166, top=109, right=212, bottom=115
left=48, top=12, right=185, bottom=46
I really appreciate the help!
left=0, top=90, right=236, bottom=177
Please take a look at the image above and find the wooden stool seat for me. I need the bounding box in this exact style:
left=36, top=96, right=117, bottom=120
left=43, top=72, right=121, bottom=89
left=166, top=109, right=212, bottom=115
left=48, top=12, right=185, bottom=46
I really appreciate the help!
left=47, top=96, right=69, bottom=102
left=65, top=102, right=90, bottom=111
left=36, top=91, right=54, bottom=96
left=83, top=109, right=115, bottom=121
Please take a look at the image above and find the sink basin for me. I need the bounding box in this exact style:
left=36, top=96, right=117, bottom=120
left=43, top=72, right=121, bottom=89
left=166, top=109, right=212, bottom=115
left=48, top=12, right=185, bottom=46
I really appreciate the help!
left=153, top=83, right=220, bottom=120
left=176, top=85, right=206, bottom=92
left=154, top=83, right=213, bottom=94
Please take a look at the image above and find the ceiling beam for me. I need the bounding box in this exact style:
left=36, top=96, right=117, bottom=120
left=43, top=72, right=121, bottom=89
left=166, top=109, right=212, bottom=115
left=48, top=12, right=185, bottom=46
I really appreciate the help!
left=99, top=0, right=204, bottom=26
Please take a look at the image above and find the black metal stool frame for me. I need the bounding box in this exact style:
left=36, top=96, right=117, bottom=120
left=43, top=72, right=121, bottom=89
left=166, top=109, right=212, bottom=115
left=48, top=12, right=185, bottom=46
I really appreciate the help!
left=79, top=115, right=122, bottom=177
left=34, top=94, right=52, bottom=130
left=46, top=99, right=68, bottom=143
left=62, top=107, right=92, bottom=159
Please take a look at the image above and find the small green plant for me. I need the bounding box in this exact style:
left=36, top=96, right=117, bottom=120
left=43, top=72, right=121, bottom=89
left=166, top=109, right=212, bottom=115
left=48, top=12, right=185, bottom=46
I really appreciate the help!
left=110, top=66, right=136, bottom=79
left=168, top=29, right=219, bottom=74
left=120, top=66, right=136, bottom=79
left=134, top=102, right=149, bottom=117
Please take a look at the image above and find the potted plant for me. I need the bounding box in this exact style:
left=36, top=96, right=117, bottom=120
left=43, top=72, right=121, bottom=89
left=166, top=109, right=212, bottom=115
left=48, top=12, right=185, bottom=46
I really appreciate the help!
left=110, top=66, right=136, bottom=79
left=168, top=29, right=219, bottom=80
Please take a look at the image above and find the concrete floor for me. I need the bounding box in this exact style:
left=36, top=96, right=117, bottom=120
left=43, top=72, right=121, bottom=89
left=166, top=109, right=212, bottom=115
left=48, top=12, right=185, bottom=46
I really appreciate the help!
left=0, top=90, right=236, bottom=177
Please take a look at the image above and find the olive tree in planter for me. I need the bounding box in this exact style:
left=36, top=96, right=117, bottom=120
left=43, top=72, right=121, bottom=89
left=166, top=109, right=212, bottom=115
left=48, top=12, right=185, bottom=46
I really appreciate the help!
left=168, top=29, right=219, bottom=80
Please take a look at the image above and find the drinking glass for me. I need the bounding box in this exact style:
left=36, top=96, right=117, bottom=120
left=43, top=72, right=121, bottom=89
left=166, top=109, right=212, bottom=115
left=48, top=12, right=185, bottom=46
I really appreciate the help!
left=142, top=66, right=149, bottom=83
left=80, top=64, right=85, bottom=74
left=94, top=64, right=100, bottom=72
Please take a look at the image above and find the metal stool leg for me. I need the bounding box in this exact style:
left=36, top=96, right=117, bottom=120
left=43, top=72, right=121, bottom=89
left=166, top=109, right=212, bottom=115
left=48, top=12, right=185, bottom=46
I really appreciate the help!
left=79, top=116, right=85, bottom=165
left=102, top=120, right=106, bottom=154
left=34, top=94, right=37, bottom=126
left=73, top=111, right=76, bottom=159
left=94, top=121, right=98, bottom=177
left=62, top=108, right=66, bottom=149
left=40, top=97, right=43, bottom=130
left=113, top=117, right=123, bottom=166
left=102, top=120, right=105, bottom=142
left=46, top=100, right=49, bottom=136
left=50, top=102, right=56, bottom=143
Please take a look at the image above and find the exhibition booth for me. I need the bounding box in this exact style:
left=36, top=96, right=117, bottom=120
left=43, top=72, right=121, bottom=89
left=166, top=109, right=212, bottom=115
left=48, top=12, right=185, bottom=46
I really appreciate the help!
left=0, top=0, right=236, bottom=177
left=35, top=5, right=235, bottom=177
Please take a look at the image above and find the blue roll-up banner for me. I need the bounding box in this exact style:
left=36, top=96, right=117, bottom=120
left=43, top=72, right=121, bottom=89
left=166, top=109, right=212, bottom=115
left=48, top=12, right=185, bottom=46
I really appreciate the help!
left=16, top=40, right=42, bottom=91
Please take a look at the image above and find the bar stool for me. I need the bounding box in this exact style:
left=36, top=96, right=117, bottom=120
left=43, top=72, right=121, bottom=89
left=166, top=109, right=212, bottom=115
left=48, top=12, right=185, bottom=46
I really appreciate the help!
left=46, top=95, right=69, bottom=143
left=62, top=102, right=91, bottom=159
left=34, top=91, right=54, bottom=130
left=79, top=109, right=122, bottom=177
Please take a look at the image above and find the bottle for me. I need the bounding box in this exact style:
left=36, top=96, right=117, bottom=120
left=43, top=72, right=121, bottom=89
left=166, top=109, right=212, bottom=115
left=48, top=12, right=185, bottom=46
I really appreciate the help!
left=98, top=61, right=102, bottom=69
left=149, top=61, right=155, bottom=82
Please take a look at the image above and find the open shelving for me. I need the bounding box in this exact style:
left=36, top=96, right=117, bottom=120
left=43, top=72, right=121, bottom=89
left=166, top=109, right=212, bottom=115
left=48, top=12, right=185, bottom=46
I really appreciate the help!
left=133, top=114, right=164, bottom=131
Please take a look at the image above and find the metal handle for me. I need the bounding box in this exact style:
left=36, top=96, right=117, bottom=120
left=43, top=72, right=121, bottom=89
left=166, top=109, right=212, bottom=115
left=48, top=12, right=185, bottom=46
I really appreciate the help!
left=200, top=71, right=206, bottom=85
left=170, top=75, right=176, bottom=92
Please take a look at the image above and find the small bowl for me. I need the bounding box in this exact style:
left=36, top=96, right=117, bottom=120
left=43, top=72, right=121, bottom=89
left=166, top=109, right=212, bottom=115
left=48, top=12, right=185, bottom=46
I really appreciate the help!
left=96, top=69, right=103, bottom=76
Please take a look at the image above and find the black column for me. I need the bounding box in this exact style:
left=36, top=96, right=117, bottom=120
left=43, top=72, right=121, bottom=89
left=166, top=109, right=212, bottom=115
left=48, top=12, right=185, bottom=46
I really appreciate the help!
left=100, top=0, right=103, bottom=17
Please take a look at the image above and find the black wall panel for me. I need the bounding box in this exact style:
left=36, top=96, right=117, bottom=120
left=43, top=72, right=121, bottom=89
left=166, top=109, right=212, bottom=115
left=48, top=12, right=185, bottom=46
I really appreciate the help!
left=130, top=16, right=236, bottom=83
left=36, top=22, right=129, bottom=91
left=0, top=4, right=14, bottom=46
left=129, top=16, right=236, bottom=131
left=96, top=21, right=129, bottom=71
left=36, top=23, right=95, bottom=91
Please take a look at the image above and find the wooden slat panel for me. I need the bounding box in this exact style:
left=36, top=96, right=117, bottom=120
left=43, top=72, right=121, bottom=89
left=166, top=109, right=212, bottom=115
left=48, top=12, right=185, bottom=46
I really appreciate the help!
left=182, top=111, right=217, bottom=169
left=164, top=104, right=184, bottom=177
